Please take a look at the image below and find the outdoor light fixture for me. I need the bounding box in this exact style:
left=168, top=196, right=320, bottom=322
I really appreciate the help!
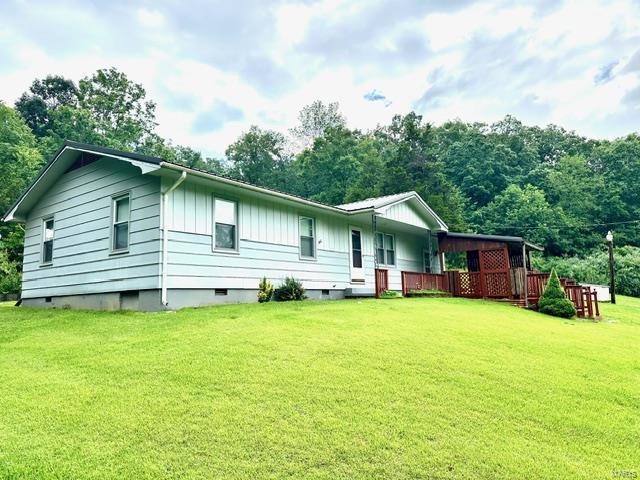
left=606, top=231, right=616, bottom=304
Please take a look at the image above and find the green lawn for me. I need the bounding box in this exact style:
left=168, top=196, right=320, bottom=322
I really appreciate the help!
left=0, top=297, right=638, bottom=479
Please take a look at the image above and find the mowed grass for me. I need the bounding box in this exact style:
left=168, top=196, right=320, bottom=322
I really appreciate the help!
left=0, top=297, right=638, bottom=479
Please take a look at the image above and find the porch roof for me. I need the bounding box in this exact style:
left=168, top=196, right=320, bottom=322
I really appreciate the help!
left=438, top=232, right=544, bottom=253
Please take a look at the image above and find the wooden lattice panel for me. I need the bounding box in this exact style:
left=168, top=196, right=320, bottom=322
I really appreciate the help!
left=481, top=249, right=507, bottom=271
left=459, top=272, right=482, bottom=297
left=485, top=272, right=510, bottom=297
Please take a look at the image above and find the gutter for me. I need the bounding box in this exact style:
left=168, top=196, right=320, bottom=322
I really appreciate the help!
left=161, top=171, right=187, bottom=306
left=160, top=162, right=354, bottom=216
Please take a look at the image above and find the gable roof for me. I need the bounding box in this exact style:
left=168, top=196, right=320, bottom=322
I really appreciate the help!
left=338, top=191, right=448, bottom=230
left=2, top=141, right=448, bottom=231
left=336, top=192, right=416, bottom=211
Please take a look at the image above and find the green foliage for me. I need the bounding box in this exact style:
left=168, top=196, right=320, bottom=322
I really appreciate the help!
left=257, top=277, right=275, bottom=303
left=273, top=277, right=306, bottom=301
left=472, top=185, right=568, bottom=254
left=538, top=270, right=576, bottom=318
left=295, top=127, right=384, bottom=205
left=225, top=126, right=291, bottom=189
left=534, top=246, right=640, bottom=297
left=78, top=67, right=157, bottom=150
left=0, top=249, right=20, bottom=295
left=379, top=289, right=400, bottom=299
left=15, top=75, right=79, bottom=136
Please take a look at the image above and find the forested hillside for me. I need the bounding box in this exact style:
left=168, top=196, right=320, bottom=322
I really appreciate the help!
left=1, top=68, right=639, bottom=295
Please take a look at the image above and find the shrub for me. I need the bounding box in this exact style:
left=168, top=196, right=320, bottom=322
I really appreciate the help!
left=257, top=276, right=274, bottom=303
left=379, top=289, right=400, bottom=299
left=537, top=269, right=576, bottom=318
left=533, top=246, right=640, bottom=297
left=274, top=277, right=306, bottom=301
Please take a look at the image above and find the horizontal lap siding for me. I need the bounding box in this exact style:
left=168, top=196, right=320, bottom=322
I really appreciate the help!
left=22, top=159, right=161, bottom=298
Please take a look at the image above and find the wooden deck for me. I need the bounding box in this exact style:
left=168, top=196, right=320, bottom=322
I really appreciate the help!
left=400, top=270, right=601, bottom=319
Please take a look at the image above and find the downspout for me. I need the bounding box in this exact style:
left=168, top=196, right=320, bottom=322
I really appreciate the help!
left=161, top=171, right=187, bottom=306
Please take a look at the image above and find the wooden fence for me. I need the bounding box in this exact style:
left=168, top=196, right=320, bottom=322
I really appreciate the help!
left=401, top=272, right=448, bottom=296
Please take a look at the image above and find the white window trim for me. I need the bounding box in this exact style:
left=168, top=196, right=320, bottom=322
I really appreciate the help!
left=298, top=215, right=317, bottom=260
left=212, top=196, right=239, bottom=254
left=111, top=192, right=131, bottom=254
left=40, top=216, right=54, bottom=266
left=375, top=231, right=396, bottom=267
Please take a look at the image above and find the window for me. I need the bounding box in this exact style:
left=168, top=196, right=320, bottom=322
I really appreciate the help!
left=299, top=216, right=315, bottom=259
left=423, top=250, right=432, bottom=273
left=351, top=229, right=362, bottom=268
left=214, top=198, right=237, bottom=251
left=375, top=232, right=396, bottom=266
left=41, top=217, right=54, bottom=264
left=112, top=194, right=130, bottom=252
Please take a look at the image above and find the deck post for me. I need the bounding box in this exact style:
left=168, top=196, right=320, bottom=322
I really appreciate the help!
left=522, top=242, right=529, bottom=308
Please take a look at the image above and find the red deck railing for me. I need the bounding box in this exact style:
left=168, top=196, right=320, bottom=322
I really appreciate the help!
left=375, top=269, right=388, bottom=298
left=400, top=269, right=600, bottom=319
left=401, top=272, right=448, bottom=296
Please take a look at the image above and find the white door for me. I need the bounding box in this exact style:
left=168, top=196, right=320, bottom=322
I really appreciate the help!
left=349, top=227, right=365, bottom=282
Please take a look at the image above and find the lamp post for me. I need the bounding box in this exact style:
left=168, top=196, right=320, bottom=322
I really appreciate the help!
left=606, top=231, right=616, bottom=304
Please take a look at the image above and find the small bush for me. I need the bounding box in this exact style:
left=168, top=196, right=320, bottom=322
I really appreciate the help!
left=538, top=269, right=576, bottom=318
left=274, top=277, right=306, bottom=301
left=379, top=289, right=400, bottom=299
left=257, top=276, right=274, bottom=303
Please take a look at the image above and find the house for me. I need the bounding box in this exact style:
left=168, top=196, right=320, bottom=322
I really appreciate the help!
left=2, top=141, right=449, bottom=310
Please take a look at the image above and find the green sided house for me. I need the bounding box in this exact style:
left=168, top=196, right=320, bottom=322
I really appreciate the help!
left=3, top=141, right=452, bottom=310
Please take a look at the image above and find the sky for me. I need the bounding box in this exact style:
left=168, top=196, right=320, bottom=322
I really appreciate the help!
left=1, top=0, right=639, bottom=158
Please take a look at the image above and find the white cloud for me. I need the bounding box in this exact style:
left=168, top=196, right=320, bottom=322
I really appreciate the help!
left=1, top=0, right=638, bottom=158
left=136, top=8, right=165, bottom=28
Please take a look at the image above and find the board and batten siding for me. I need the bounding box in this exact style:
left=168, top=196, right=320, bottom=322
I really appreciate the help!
left=163, top=178, right=433, bottom=291
left=21, top=159, right=162, bottom=298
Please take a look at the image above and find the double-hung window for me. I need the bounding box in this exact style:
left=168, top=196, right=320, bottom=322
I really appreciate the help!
left=41, top=217, right=54, bottom=265
left=214, top=198, right=238, bottom=251
left=299, top=216, right=315, bottom=259
left=375, top=232, right=396, bottom=266
left=112, top=194, right=130, bottom=253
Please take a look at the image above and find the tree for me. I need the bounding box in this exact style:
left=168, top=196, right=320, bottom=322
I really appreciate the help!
left=472, top=185, right=568, bottom=254
left=0, top=105, right=44, bottom=293
left=15, top=75, right=78, bottom=137
left=294, top=127, right=383, bottom=205
left=78, top=67, right=157, bottom=150
left=225, top=126, right=291, bottom=189
left=290, top=100, right=346, bottom=151
left=0, top=105, right=44, bottom=214
left=376, top=113, right=467, bottom=231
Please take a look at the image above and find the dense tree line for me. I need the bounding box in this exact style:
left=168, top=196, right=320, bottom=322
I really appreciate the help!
left=1, top=68, right=639, bottom=295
